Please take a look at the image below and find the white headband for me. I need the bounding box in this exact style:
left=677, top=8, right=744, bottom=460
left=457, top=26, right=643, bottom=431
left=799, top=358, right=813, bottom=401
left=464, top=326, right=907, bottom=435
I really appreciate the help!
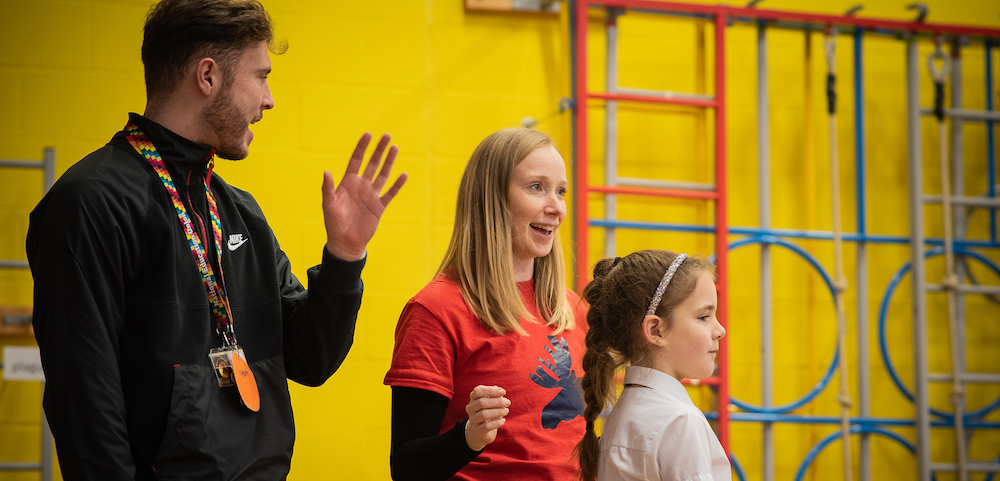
left=645, top=254, right=688, bottom=316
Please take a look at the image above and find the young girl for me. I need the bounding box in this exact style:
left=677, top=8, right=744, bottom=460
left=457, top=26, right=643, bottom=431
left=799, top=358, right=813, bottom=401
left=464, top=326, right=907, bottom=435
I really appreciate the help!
left=384, top=128, right=588, bottom=480
left=577, top=250, right=730, bottom=481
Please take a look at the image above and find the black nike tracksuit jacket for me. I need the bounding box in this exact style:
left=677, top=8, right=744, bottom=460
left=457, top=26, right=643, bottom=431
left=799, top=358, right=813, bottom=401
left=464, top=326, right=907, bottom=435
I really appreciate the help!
left=26, top=113, right=364, bottom=480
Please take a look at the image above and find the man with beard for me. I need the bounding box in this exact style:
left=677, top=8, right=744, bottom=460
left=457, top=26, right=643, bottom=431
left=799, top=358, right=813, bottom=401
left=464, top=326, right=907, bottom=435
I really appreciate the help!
left=24, top=0, right=407, bottom=479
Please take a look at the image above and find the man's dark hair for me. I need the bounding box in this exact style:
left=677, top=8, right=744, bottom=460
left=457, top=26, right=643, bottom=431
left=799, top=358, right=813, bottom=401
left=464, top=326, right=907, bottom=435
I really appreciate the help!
left=142, top=0, right=287, bottom=102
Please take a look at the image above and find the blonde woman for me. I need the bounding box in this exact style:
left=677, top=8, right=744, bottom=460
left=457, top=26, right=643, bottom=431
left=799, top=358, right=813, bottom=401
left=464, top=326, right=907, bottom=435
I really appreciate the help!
left=384, top=128, right=588, bottom=480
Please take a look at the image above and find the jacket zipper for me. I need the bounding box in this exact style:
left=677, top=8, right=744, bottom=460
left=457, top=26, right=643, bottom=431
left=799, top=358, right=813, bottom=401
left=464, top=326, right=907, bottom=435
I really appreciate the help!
left=186, top=166, right=211, bottom=251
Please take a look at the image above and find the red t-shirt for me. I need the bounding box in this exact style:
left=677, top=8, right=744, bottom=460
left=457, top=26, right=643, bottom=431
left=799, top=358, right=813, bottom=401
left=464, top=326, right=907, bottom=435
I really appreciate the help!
left=385, top=275, right=589, bottom=480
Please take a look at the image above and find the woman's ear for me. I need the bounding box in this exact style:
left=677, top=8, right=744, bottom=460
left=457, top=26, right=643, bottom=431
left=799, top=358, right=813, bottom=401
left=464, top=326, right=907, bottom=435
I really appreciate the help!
left=641, top=314, right=669, bottom=347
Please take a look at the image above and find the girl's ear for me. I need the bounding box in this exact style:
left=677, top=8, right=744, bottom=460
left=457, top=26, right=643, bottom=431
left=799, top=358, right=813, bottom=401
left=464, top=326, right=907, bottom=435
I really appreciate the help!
left=641, top=315, right=669, bottom=347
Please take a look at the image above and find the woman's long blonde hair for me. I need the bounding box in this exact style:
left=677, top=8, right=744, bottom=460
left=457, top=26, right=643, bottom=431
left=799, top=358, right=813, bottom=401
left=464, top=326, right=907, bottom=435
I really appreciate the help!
left=437, top=128, right=575, bottom=336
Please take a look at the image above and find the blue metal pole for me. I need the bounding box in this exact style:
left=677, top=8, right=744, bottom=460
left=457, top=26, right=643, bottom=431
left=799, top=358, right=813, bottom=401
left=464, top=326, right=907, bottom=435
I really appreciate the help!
left=854, top=29, right=867, bottom=237
left=854, top=26, right=871, bottom=481
left=705, top=412, right=1000, bottom=429
left=987, top=39, right=997, bottom=244
left=587, top=219, right=1000, bottom=248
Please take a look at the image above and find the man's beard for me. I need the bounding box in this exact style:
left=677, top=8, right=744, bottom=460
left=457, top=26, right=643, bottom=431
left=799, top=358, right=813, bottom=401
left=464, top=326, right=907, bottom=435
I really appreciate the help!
left=204, top=83, right=249, bottom=161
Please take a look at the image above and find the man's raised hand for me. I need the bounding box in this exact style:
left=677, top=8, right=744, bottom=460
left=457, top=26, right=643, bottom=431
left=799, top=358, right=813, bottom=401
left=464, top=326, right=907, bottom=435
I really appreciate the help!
left=323, top=132, right=407, bottom=261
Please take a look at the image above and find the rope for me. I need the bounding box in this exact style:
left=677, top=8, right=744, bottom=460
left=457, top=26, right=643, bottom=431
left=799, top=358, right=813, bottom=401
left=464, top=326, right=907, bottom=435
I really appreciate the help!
left=929, top=36, right=968, bottom=481
left=826, top=28, right=854, bottom=481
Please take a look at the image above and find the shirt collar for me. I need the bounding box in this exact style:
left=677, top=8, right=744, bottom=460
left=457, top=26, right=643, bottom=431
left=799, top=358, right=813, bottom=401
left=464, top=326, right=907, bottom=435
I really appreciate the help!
left=126, top=112, right=215, bottom=167
left=623, top=365, right=695, bottom=407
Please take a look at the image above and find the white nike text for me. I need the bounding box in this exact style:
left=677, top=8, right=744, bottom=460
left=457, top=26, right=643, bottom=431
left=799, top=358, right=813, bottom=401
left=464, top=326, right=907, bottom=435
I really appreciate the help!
left=227, top=233, right=249, bottom=252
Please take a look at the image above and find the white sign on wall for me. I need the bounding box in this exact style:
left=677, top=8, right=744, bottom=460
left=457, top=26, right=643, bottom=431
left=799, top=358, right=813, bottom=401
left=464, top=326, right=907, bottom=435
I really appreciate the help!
left=3, top=346, right=44, bottom=381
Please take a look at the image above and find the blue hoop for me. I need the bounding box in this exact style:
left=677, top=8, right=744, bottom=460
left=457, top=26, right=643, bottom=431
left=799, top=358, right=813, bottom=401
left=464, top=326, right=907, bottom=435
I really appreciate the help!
left=877, top=245, right=1000, bottom=421
left=986, top=452, right=1000, bottom=481
left=729, top=451, right=747, bottom=481
left=725, top=235, right=841, bottom=414
left=793, top=425, right=937, bottom=481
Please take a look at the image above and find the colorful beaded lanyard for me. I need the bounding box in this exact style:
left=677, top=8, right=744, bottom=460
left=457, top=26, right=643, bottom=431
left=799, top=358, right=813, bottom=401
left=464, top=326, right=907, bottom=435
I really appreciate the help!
left=125, top=122, right=237, bottom=345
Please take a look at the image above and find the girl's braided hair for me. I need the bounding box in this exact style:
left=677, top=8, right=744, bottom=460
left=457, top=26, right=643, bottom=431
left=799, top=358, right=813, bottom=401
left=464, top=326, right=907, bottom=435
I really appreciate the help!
left=574, top=249, right=714, bottom=481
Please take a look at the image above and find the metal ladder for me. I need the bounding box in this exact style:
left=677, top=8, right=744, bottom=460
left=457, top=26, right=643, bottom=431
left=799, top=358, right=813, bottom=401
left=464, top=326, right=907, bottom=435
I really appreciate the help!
left=571, top=0, right=731, bottom=451
left=906, top=35, right=1000, bottom=481
left=0, top=147, right=55, bottom=481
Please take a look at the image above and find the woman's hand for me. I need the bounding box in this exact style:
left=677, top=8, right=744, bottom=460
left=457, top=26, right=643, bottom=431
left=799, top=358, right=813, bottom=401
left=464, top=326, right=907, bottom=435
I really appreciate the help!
left=464, top=385, right=510, bottom=451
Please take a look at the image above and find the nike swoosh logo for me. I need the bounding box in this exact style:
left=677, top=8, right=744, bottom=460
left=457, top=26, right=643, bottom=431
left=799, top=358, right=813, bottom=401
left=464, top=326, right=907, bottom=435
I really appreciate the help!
left=228, top=238, right=249, bottom=251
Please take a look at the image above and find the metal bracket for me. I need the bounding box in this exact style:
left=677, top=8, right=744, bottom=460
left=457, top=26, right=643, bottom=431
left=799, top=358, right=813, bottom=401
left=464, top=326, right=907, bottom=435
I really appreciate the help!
left=906, top=2, right=928, bottom=23
left=845, top=5, right=864, bottom=16
left=558, top=97, right=575, bottom=113
left=606, top=6, right=624, bottom=23
left=3, top=314, right=32, bottom=326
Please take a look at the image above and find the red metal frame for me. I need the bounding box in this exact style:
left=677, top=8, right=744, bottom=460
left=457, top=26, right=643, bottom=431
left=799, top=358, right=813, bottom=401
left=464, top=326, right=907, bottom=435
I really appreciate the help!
left=587, top=185, right=719, bottom=199
left=573, top=0, right=590, bottom=294
left=589, top=91, right=718, bottom=108
left=571, top=1, right=1000, bottom=457
left=572, top=0, right=1000, bottom=466
left=572, top=0, right=732, bottom=452
left=712, top=10, right=730, bottom=452
left=586, top=0, right=1000, bottom=38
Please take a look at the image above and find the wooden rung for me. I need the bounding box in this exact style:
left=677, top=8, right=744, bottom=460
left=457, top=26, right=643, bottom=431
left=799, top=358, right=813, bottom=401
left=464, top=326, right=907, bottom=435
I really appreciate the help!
left=931, top=462, right=1000, bottom=472
left=926, top=283, right=1000, bottom=295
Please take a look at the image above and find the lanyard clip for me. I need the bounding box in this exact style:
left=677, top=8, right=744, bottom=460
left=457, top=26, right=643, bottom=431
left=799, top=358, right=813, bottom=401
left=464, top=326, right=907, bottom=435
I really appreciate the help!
left=217, top=324, right=237, bottom=347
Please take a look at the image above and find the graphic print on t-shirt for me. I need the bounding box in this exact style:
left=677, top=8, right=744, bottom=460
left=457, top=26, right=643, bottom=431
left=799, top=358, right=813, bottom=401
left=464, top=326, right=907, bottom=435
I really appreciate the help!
left=529, top=335, right=584, bottom=429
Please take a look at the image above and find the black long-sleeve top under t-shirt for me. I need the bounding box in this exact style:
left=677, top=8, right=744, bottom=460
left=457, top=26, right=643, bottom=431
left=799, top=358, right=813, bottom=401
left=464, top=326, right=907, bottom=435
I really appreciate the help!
left=390, top=387, right=484, bottom=480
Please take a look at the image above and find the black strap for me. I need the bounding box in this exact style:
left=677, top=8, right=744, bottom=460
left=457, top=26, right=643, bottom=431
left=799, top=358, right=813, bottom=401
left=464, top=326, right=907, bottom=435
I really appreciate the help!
left=827, top=73, right=837, bottom=115
left=934, top=81, right=946, bottom=122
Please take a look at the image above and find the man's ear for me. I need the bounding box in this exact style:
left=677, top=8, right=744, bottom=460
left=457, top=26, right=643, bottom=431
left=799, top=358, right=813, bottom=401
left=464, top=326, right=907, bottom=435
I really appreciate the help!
left=641, top=315, right=670, bottom=347
left=194, top=57, right=220, bottom=97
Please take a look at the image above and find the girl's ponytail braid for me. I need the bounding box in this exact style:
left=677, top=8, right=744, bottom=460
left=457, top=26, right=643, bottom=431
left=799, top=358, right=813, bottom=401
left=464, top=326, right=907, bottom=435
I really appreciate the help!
left=575, top=257, right=621, bottom=481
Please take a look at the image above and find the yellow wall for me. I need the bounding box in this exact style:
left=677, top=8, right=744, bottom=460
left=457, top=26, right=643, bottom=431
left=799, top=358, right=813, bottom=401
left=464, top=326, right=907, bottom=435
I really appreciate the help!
left=1, top=0, right=998, bottom=480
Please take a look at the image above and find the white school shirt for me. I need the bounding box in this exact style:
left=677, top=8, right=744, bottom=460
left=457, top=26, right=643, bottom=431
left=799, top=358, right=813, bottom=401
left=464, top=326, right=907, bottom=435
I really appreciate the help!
left=598, top=366, right=731, bottom=481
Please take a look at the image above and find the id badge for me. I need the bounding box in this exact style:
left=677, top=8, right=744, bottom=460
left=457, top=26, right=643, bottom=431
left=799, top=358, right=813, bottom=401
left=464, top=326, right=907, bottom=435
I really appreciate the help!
left=208, top=346, right=261, bottom=412
left=209, top=347, right=242, bottom=388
